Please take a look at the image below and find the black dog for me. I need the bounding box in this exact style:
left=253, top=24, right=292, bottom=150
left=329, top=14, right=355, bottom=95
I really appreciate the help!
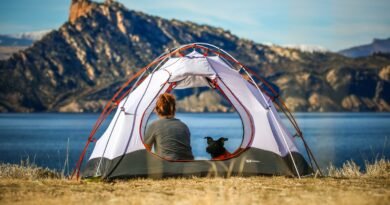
left=204, top=136, right=232, bottom=160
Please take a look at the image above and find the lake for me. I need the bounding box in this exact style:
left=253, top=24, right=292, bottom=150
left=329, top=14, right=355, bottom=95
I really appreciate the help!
left=0, top=113, right=389, bottom=174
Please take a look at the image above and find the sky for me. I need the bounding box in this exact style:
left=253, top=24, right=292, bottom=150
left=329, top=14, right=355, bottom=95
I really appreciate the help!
left=0, top=0, right=389, bottom=51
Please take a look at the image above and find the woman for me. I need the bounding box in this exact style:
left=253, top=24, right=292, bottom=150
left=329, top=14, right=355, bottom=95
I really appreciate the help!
left=144, top=93, right=194, bottom=160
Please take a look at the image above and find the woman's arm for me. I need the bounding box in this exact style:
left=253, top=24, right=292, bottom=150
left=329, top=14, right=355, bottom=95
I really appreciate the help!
left=144, top=123, right=155, bottom=151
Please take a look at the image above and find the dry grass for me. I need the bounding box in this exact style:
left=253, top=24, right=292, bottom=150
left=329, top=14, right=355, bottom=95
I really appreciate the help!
left=0, top=163, right=60, bottom=180
left=0, top=160, right=389, bottom=205
left=327, top=158, right=390, bottom=178
left=365, top=159, right=390, bottom=177
left=0, top=157, right=61, bottom=180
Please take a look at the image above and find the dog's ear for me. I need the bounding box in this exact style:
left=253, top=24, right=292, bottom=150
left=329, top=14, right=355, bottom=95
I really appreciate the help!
left=204, top=136, right=214, bottom=145
left=217, top=137, right=228, bottom=145
left=218, top=137, right=228, bottom=142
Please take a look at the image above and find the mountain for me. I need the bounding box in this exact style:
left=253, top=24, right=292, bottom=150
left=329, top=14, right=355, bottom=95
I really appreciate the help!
left=0, top=30, right=51, bottom=46
left=0, top=0, right=389, bottom=112
left=0, top=30, right=52, bottom=60
left=0, top=35, right=33, bottom=47
left=0, top=35, right=32, bottom=60
left=339, top=38, right=390, bottom=58
left=6, top=30, right=52, bottom=41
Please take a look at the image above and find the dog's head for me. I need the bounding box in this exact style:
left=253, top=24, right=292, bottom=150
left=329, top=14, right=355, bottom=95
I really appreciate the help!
left=204, top=136, right=228, bottom=158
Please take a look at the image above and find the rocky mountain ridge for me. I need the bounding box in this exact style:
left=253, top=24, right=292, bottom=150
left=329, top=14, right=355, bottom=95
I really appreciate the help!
left=339, top=38, right=390, bottom=58
left=0, top=0, right=389, bottom=112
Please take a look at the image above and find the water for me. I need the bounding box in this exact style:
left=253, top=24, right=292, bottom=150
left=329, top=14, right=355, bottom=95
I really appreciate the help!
left=0, top=113, right=389, bottom=172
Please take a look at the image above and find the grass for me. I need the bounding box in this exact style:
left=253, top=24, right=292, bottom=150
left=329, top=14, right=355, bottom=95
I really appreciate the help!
left=0, top=157, right=61, bottom=180
left=0, top=163, right=60, bottom=180
left=0, top=159, right=389, bottom=205
left=327, top=159, right=390, bottom=178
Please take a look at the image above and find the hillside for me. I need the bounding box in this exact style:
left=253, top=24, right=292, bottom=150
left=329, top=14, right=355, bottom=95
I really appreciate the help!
left=0, top=0, right=389, bottom=112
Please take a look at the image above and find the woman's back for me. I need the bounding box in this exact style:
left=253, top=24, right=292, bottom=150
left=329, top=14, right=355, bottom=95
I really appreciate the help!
left=144, top=118, right=194, bottom=160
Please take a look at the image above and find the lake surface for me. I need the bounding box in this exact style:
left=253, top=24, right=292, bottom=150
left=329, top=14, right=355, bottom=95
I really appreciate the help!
left=0, top=113, right=389, bottom=174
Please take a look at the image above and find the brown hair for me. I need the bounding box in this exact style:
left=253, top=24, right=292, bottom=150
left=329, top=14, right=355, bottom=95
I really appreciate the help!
left=155, top=93, right=176, bottom=118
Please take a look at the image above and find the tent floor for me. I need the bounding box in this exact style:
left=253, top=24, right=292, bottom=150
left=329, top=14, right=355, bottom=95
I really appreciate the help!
left=82, top=148, right=313, bottom=179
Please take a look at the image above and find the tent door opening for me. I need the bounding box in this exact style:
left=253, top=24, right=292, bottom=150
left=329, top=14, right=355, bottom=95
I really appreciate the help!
left=139, top=78, right=254, bottom=161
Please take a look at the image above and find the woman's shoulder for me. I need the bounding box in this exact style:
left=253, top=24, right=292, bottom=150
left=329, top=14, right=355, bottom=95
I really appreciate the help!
left=152, top=118, right=187, bottom=126
left=149, top=118, right=174, bottom=126
left=171, top=118, right=189, bottom=129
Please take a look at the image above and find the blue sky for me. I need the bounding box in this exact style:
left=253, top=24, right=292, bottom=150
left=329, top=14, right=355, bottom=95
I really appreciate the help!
left=0, top=0, right=389, bottom=51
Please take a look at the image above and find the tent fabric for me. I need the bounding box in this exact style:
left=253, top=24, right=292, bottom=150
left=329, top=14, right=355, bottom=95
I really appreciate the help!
left=82, top=49, right=313, bottom=179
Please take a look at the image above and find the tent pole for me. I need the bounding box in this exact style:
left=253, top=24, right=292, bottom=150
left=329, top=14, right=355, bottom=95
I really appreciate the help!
left=95, top=68, right=152, bottom=177
left=76, top=43, right=320, bottom=179
left=104, top=79, right=171, bottom=178
left=71, top=49, right=178, bottom=180
left=300, top=133, right=323, bottom=176
left=274, top=99, right=322, bottom=176
left=270, top=111, right=301, bottom=178
left=301, top=136, right=315, bottom=171
left=241, top=64, right=320, bottom=177
left=94, top=105, right=125, bottom=177
left=236, top=63, right=301, bottom=178
left=195, top=44, right=306, bottom=178
left=242, top=68, right=272, bottom=109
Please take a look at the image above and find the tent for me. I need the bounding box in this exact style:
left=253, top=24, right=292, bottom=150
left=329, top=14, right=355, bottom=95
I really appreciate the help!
left=73, top=43, right=321, bottom=180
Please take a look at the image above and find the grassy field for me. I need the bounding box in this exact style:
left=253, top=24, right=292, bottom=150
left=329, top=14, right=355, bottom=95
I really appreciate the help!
left=0, top=160, right=389, bottom=205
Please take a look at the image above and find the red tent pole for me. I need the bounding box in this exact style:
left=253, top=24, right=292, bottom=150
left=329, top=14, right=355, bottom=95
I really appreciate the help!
left=70, top=48, right=186, bottom=180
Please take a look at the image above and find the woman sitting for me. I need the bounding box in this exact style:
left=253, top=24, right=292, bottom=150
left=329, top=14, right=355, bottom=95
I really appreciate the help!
left=144, top=93, right=194, bottom=160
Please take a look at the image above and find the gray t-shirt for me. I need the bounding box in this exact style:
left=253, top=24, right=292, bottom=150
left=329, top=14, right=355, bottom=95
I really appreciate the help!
left=144, top=118, right=194, bottom=160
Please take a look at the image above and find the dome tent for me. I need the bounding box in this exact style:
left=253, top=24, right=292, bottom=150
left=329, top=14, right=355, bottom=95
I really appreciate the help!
left=73, top=43, right=321, bottom=180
